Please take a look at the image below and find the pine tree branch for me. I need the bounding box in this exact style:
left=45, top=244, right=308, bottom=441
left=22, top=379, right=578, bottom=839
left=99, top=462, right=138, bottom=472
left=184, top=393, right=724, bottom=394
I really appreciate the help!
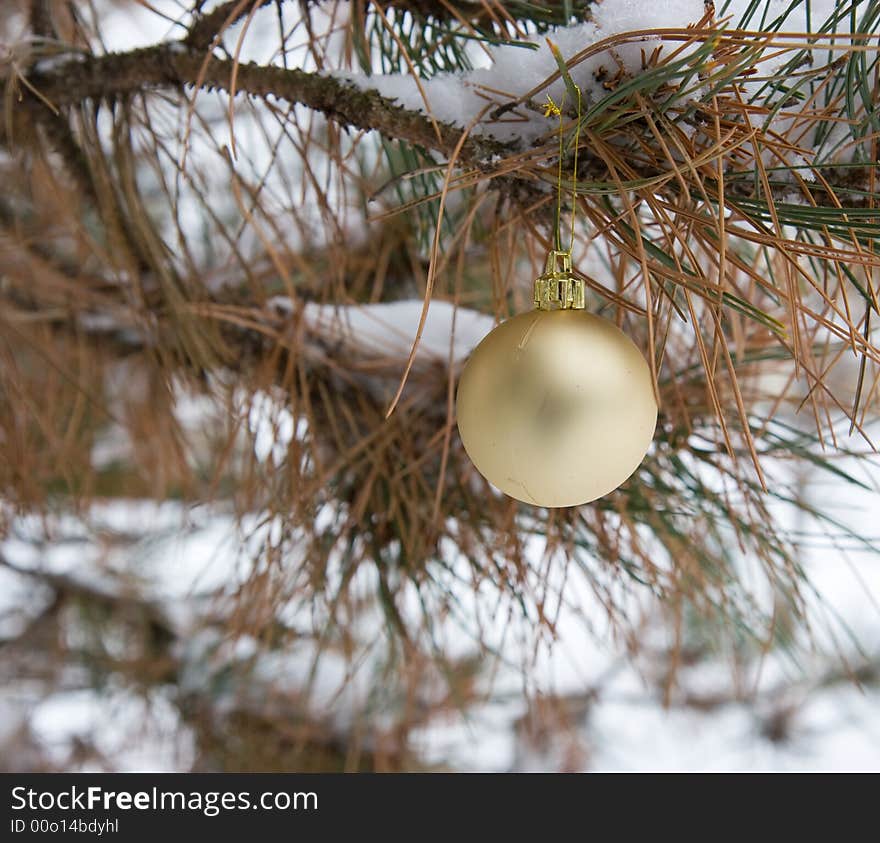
left=8, top=39, right=874, bottom=210
left=15, top=42, right=510, bottom=165
left=185, top=0, right=277, bottom=50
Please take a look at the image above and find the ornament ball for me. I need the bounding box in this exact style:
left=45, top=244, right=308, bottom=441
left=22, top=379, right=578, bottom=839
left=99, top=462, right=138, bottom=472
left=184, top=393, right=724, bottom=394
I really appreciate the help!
left=456, top=309, right=657, bottom=508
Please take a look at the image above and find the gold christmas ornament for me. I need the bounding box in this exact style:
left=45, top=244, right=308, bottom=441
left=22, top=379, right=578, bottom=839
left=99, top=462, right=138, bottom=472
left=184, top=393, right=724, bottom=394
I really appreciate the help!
left=456, top=251, right=657, bottom=508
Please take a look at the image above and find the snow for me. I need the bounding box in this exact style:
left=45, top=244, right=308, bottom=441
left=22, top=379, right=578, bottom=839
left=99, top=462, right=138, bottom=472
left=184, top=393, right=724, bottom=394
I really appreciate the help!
left=29, top=687, right=192, bottom=772
left=340, top=0, right=849, bottom=152
left=31, top=52, right=87, bottom=74
left=340, top=1, right=707, bottom=144
left=95, top=0, right=186, bottom=52
left=298, top=299, right=495, bottom=363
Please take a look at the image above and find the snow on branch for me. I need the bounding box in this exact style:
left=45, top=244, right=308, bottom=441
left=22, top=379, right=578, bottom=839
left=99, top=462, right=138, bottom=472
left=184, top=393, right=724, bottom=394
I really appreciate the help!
left=341, top=0, right=851, bottom=145
left=343, top=0, right=713, bottom=143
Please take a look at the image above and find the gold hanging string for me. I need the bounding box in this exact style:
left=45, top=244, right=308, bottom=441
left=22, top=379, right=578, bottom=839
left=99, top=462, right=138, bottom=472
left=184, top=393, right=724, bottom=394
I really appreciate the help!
left=543, top=84, right=581, bottom=255
left=535, top=82, right=584, bottom=311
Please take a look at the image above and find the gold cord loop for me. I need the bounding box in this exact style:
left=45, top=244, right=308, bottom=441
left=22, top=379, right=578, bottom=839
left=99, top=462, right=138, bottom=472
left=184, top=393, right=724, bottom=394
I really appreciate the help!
left=539, top=73, right=583, bottom=311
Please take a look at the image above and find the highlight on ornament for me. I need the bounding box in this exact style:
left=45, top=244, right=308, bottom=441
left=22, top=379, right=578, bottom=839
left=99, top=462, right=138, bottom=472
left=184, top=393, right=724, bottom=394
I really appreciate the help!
left=456, top=251, right=657, bottom=508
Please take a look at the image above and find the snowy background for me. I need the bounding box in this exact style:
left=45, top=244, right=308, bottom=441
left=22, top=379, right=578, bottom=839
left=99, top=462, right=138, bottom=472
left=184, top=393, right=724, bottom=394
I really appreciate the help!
left=2, top=298, right=877, bottom=771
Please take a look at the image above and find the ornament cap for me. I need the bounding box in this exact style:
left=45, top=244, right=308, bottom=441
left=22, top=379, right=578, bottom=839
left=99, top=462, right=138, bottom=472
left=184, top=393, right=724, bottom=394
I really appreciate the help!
left=533, top=250, right=585, bottom=311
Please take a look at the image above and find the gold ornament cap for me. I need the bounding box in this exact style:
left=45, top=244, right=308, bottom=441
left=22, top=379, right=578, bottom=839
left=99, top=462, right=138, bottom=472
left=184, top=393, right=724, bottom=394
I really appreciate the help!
left=533, top=250, right=585, bottom=311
